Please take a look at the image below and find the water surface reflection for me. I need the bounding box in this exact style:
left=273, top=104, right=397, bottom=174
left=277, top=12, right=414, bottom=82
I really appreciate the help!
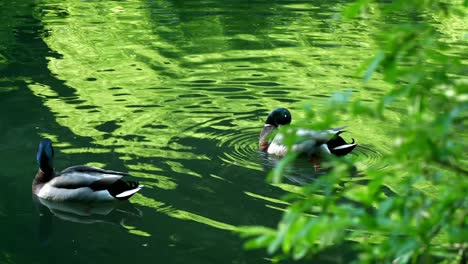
left=2, top=0, right=462, bottom=263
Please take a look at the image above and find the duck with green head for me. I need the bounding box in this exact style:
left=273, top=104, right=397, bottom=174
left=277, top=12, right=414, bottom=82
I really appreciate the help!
left=259, top=108, right=357, bottom=157
left=33, top=139, right=142, bottom=202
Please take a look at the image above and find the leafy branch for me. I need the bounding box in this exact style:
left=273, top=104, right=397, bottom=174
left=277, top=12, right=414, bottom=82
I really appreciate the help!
left=239, top=0, right=467, bottom=263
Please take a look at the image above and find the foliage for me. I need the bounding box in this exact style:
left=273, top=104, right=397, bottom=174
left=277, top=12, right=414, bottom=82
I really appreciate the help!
left=240, top=0, right=467, bottom=263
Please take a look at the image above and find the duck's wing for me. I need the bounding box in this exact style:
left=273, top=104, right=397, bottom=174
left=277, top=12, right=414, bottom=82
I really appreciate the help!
left=296, top=129, right=331, bottom=144
left=267, top=129, right=329, bottom=156
left=51, top=166, right=128, bottom=190
left=326, top=126, right=347, bottom=135
left=51, top=166, right=141, bottom=200
left=49, top=174, right=122, bottom=190
left=59, top=165, right=130, bottom=177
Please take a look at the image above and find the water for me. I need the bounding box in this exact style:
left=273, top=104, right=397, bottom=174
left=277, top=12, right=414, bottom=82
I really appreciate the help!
left=1, top=0, right=464, bottom=263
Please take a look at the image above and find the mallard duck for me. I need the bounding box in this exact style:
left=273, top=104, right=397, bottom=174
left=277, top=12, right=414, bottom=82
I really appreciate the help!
left=259, top=108, right=357, bottom=157
left=33, top=139, right=142, bottom=202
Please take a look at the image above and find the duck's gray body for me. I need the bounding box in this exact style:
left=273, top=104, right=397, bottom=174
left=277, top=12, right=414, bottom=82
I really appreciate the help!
left=34, top=166, right=141, bottom=202
left=266, top=127, right=356, bottom=157
left=33, top=139, right=142, bottom=202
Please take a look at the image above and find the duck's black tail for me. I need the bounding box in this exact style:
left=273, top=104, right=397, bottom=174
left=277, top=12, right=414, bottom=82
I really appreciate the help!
left=327, top=134, right=357, bottom=156
left=108, top=180, right=142, bottom=200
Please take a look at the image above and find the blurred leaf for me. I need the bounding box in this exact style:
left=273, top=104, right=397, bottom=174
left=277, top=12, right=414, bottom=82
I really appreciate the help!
left=364, top=51, right=385, bottom=82
left=244, top=234, right=276, bottom=250
left=268, top=152, right=300, bottom=184
left=267, top=210, right=300, bottom=254
left=342, top=0, right=372, bottom=19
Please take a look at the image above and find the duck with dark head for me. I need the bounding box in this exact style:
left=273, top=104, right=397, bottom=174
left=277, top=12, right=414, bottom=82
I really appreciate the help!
left=33, top=139, right=142, bottom=202
left=259, top=108, right=357, bottom=158
left=259, top=107, right=292, bottom=151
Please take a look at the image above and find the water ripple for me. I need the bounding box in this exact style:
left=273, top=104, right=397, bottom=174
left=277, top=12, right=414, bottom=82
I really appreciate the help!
left=352, top=144, right=386, bottom=170
left=214, top=126, right=386, bottom=183
left=217, top=127, right=262, bottom=171
left=212, top=124, right=385, bottom=177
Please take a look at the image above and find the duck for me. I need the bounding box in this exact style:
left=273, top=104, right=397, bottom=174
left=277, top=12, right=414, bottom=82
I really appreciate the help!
left=33, top=139, right=142, bottom=202
left=259, top=108, right=357, bottom=158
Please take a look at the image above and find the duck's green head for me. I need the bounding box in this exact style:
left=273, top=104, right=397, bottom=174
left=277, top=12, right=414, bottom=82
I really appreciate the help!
left=36, top=139, right=54, bottom=174
left=266, top=108, right=292, bottom=127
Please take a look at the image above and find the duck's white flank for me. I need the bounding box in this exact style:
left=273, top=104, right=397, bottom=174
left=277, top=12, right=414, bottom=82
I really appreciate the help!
left=37, top=184, right=115, bottom=202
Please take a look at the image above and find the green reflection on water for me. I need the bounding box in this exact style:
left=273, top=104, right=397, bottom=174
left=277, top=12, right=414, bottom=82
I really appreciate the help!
left=244, top=191, right=289, bottom=206
left=132, top=194, right=236, bottom=231
left=29, top=0, right=396, bottom=237
left=121, top=222, right=152, bottom=237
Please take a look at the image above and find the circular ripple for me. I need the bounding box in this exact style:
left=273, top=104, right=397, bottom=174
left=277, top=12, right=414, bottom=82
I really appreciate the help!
left=216, top=127, right=326, bottom=184
left=180, top=110, right=386, bottom=177
left=217, top=129, right=386, bottom=175
left=352, top=144, right=386, bottom=170
left=176, top=110, right=267, bottom=172
left=217, top=127, right=264, bottom=171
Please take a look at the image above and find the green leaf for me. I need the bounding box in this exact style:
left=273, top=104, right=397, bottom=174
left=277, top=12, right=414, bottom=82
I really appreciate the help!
left=364, top=51, right=385, bottom=82
left=269, top=152, right=300, bottom=184
left=342, top=0, right=372, bottom=19
left=244, top=234, right=275, bottom=250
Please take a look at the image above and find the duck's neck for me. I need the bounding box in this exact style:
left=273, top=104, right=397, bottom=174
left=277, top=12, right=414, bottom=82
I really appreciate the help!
left=259, top=124, right=276, bottom=151
left=32, top=169, right=54, bottom=193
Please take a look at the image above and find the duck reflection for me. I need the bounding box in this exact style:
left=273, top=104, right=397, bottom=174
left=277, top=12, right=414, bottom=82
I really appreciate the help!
left=34, top=196, right=142, bottom=224
left=34, top=195, right=142, bottom=245
left=260, top=151, right=359, bottom=185
left=259, top=151, right=327, bottom=185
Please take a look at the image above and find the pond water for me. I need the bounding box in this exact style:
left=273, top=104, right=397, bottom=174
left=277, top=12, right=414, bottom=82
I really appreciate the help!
left=0, top=0, right=464, bottom=263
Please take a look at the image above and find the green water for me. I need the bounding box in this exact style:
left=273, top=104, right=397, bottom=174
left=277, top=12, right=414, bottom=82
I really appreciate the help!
left=0, top=0, right=465, bottom=263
